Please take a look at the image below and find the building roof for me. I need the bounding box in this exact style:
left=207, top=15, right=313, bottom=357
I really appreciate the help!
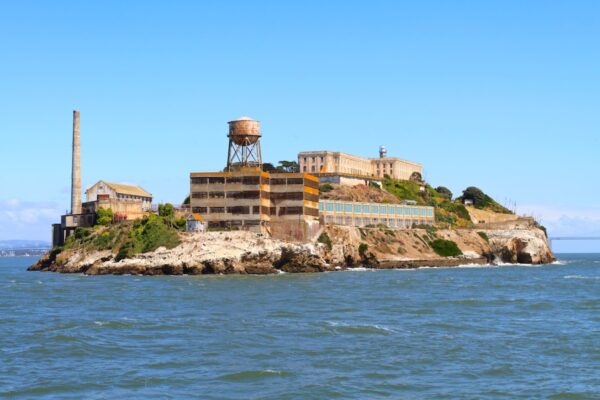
left=102, top=181, right=152, bottom=198
left=188, top=213, right=205, bottom=222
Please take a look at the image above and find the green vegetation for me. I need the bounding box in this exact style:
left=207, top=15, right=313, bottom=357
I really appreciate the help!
left=358, top=243, right=369, bottom=257
left=158, top=203, right=174, bottom=218
left=383, top=178, right=423, bottom=203
left=383, top=177, right=472, bottom=228
left=317, top=232, right=333, bottom=250
left=458, top=186, right=513, bottom=214
left=368, top=181, right=381, bottom=189
left=57, top=211, right=184, bottom=261
left=435, top=186, right=453, bottom=200
left=115, top=214, right=181, bottom=261
left=477, top=231, right=490, bottom=243
left=430, top=239, right=462, bottom=257
left=409, top=171, right=423, bottom=182
left=319, top=183, right=334, bottom=193
left=96, top=208, right=114, bottom=226
left=263, top=160, right=300, bottom=173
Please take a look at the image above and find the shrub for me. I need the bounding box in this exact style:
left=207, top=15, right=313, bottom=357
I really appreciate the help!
left=461, top=186, right=486, bottom=206
left=317, top=232, right=333, bottom=250
left=115, top=240, right=136, bottom=262
left=158, top=203, right=175, bottom=218
left=409, top=172, right=423, bottom=182
left=115, top=214, right=181, bottom=261
left=369, top=181, right=381, bottom=189
left=93, top=231, right=116, bottom=250
left=74, top=227, right=92, bottom=240
left=358, top=243, right=369, bottom=257
left=96, top=208, right=114, bottom=226
left=319, top=183, right=334, bottom=193
left=430, top=239, right=462, bottom=257
left=435, top=186, right=453, bottom=200
left=477, top=231, right=489, bottom=243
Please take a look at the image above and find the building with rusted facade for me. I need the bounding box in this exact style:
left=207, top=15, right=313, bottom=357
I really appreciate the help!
left=189, top=117, right=320, bottom=241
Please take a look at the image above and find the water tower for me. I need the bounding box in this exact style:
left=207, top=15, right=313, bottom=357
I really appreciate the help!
left=226, top=116, right=262, bottom=170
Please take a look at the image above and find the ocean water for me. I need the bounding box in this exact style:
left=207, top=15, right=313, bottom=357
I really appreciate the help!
left=1, top=255, right=599, bottom=399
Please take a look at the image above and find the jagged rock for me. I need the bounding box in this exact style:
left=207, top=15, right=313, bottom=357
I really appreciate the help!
left=28, top=224, right=554, bottom=276
left=275, top=247, right=331, bottom=273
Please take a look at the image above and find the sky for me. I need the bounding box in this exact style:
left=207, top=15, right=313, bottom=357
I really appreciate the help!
left=0, top=1, right=599, bottom=252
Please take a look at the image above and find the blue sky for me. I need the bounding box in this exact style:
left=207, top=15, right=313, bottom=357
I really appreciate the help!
left=1, top=1, right=599, bottom=252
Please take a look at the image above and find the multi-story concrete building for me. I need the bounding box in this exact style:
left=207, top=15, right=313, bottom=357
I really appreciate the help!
left=189, top=168, right=319, bottom=239
left=319, top=199, right=435, bottom=229
left=298, top=147, right=423, bottom=186
left=189, top=117, right=320, bottom=241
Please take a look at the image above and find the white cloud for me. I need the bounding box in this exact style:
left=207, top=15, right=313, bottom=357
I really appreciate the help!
left=519, top=203, right=600, bottom=237
left=0, top=198, right=64, bottom=241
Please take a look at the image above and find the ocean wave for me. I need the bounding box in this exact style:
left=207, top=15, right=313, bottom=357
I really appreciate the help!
left=345, top=267, right=374, bottom=272
left=218, top=369, right=291, bottom=381
left=323, top=320, right=394, bottom=335
left=563, top=275, right=600, bottom=280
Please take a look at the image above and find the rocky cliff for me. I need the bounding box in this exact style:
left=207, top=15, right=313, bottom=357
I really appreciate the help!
left=29, top=221, right=554, bottom=275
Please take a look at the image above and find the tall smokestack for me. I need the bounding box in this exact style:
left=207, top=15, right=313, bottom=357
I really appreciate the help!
left=71, top=110, right=82, bottom=214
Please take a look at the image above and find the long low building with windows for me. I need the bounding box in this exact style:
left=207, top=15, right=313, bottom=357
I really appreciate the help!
left=318, top=200, right=435, bottom=228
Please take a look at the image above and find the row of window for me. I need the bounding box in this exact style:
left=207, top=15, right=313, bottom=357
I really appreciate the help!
left=191, top=191, right=317, bottom=202
left=319, top=202, right=434, bottom=217
left=191, top=176, right=310, bottom=186
left=191, top=206, right=318, bottom=216
left=323, top=215, right=433, bottom=228
left=116, top=194, right=149, bottom=201
left=191, top=191, right=264, bottom=200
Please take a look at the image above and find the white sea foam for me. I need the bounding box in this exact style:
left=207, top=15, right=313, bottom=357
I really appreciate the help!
left=563, top=275, right=600, bottom=280
left=345, top=267, right=372, bottom=272
left=94, top=321, right=109, bottom=326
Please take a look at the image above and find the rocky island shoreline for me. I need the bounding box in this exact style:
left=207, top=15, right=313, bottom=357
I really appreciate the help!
left=29, top=219, right=554, bottom=275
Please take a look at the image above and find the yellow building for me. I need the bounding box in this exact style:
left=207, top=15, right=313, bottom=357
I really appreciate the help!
left=83, top=181, right=153, bottom=221
left=298, top=148, right=423, bottom=185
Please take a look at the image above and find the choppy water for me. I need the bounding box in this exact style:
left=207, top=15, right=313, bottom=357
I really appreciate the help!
left=1, top=255, right=599, bottom=399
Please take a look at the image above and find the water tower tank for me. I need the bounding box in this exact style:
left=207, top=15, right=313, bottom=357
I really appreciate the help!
left=228, top=116, right=261, bottom=145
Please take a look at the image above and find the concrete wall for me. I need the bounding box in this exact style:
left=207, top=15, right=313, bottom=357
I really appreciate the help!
left=298, top=150, right=423, bottom=183
left=190, top=168, right=320, bottom=238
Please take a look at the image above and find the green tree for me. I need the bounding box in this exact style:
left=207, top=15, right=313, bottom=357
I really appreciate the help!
left=461, top=186, right=486, bottom=206
left=409, top=171, right=423, bottom=182
left=158, top=203, right=175, bottom=218
left=96, top=208, right=114, bottom=226
left=435, top=186, right=453, bottom=200
left=277, top=160, right=300, bottom=173
left=262, top=162, right=277, bottom=172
